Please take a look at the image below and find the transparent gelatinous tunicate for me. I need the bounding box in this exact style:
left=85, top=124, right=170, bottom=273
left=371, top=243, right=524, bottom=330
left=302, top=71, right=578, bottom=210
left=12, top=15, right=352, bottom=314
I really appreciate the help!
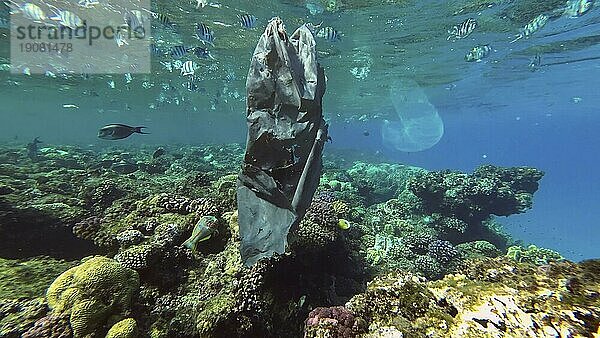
left=382, top=79, right=444, bottom=152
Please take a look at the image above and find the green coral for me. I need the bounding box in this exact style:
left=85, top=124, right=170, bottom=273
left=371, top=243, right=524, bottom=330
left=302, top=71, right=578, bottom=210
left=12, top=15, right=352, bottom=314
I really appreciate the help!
left=506, top=244, right=564, bottom=265
left=196, top=293, right=236, bottom=334
left=457, top=241, right=502, bottom=259
left=46, top=256, right=139, bottom=337
left=106, top=318, right=138, bottom=338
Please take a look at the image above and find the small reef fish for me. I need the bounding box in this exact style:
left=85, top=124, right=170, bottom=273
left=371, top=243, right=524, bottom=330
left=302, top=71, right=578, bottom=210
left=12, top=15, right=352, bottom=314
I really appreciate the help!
left=180, top=60, right=196, bottom=76
left=239, top=14, right=258, bottom=29
left=447, top=18, right=477, bottom=40
left=149, top=44, right=162, bottom=56
left=510, top=14, right=548, bottom=43
left=183, top=216, right=218, bottom=254
left=338, top=219, right=351, bottom=230
left=529, top=53, right=542, bottom=71
left=465, top=44, right=492, bottom=62
left=152, top=147, right=165, bottom=159
left=195, top=23, right=215, bottom=45
left=0, top=17, right=8, bottom=29
left=183, top=76, right=202, bottom=92
left=317, top=26, right=341, bottom=42
left=111, top=160, right=138, bottom=174
left=98, top=124, right=149, bottom=140
left=48, top=7, right=86, bottom=29
left=170, top=45, right=191, bottom=58
left=563, top=0, right=594, bottom=17
left=26, top=137, right=42, bottom=160
left=114, top=30, right=128, bottom=47
left=193, top=46, right=213, bottom=59
left=152, top=12, right=173, bottom=27
left=77, top=0, right=99, bottom=8
left=124, top=10, right=144, bottom=32
left=195, top=0, right=208, bottom=9
left=11, top=2, right=47, bottom=22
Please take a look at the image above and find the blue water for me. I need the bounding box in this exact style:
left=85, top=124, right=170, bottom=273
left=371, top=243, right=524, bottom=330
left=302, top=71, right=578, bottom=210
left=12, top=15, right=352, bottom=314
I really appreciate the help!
left=329, top=53, right=600, bottom=261
left=1, top=0, right=598, bottom=262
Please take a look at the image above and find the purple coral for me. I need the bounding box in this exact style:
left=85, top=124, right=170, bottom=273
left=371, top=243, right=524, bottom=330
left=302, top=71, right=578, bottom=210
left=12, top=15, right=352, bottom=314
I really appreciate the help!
left=304, top=306, right=365, bottom=338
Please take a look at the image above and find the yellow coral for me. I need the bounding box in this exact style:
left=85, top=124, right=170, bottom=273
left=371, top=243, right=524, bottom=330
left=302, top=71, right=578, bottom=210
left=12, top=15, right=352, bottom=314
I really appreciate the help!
left=105, top=318, right=138, bottom=338
left=46, top=256, right=139, bottom=337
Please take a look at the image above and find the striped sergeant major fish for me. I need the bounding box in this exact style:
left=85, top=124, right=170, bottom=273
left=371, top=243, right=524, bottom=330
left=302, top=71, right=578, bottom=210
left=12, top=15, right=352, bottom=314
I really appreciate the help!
left=0, top=17, right=8, bottom=29
left=77, top=0, right=99, bottom=8
left=447, top=18, right=477, bottom=40
left=563, top=0, right=593, bottom=17
left=195, top=23, right=215, bottom=45
left=114, top=30, right=128, bottom=46
left=8, top=2, right=47, bottom=23
left=317, top=26, right=341, bottom=42
left=149, top=43, right=162, bottom=56
left=465, top=45, right=492, bottom=62
left=180, top=60, right=196, bottom=76
left=170, top=45, right=192, bottom=58
left=47, top=6, right=86, bottom=29
left=124, top=10, right=145, bottom=32
left=528, top=53, right=542, bottom=71
left=239, top=14, right=257, bottom=29
left=152, top=12, right=173, bottom=27
left=510, top=14, right=548, bottom=43
left=193, top=46, right=214, bottom=59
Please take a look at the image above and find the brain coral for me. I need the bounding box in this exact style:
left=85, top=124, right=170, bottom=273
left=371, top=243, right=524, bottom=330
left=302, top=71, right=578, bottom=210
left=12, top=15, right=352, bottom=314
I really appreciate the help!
left=46, top=256, right=139, bottom=337
left=105, top=318, right=138, bottom=338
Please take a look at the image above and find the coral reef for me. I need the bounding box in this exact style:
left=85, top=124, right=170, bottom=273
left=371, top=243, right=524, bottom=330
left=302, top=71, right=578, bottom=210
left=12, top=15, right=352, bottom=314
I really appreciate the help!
left=304, top=306, right=367, bottom=337
left=0, top=144, right=582, bottom=338
left=0, top=298, right=48, bottom=337
left=407, top=165, right=544, bottom=224
left=105, top=318, right=138, bottom=338
left=506, top=244, right=564, bottom=265
left=340, top=257, right=600, bottom=337
left=345, top=161, right=425, bottom=204
left=46, top=256, right=139, bottom=337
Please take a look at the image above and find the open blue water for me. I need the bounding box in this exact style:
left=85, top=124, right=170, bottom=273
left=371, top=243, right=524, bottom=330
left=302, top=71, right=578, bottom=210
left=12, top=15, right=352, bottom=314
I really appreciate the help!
left=1, top=0, right=598, bottom=261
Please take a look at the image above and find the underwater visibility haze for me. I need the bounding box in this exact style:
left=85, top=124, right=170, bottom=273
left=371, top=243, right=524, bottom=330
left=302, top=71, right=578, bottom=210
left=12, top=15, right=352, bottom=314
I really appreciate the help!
left=0, top=0, right=599, bottom=337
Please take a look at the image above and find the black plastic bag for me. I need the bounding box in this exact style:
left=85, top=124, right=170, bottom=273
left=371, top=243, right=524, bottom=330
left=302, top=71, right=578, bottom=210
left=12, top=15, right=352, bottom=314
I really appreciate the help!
left=237, top=18, right=328, bottom=266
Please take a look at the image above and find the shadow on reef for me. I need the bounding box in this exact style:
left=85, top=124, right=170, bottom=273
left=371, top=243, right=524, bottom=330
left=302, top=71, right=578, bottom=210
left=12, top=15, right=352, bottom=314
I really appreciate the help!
left=0, top=200, right=99, bottom=259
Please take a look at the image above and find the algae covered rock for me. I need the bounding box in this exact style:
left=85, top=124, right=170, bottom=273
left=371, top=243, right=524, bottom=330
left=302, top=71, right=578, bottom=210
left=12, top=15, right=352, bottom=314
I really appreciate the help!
left=340, top=257, right=600, bottom=337
left=506, top=244, right=564, bottom=265
left=408, top=165, right=544, bottom=223
left=46, top=256, right=139, bottom=337
left=346, top=161, right=425, bottom=204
